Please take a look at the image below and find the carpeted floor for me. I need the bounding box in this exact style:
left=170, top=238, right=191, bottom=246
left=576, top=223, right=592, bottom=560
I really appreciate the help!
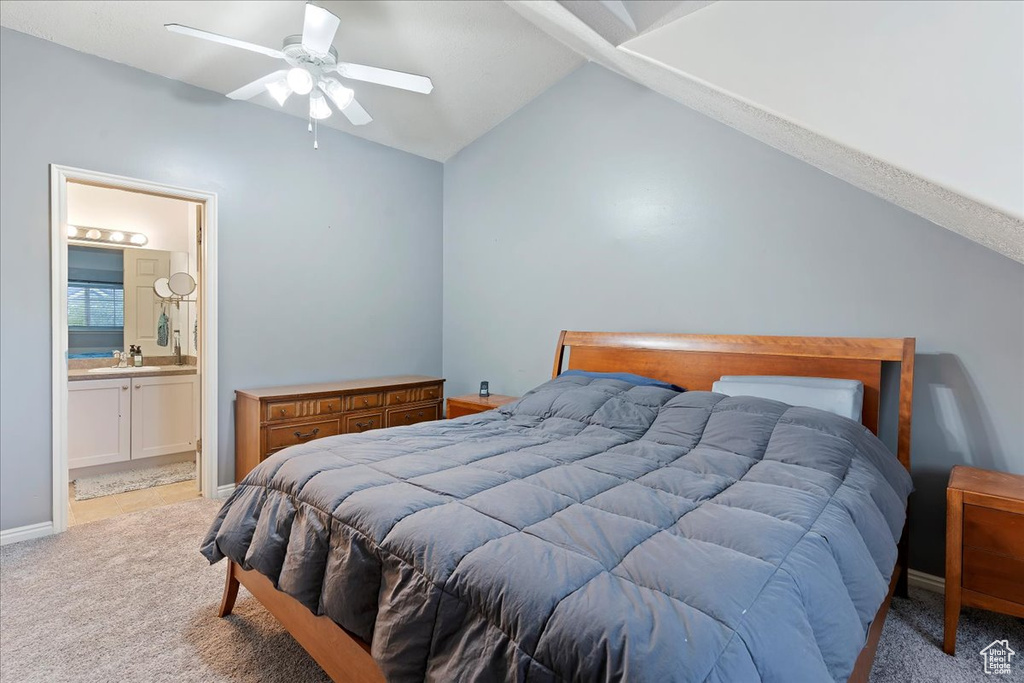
left=1, top=498, right=1020, bottom=681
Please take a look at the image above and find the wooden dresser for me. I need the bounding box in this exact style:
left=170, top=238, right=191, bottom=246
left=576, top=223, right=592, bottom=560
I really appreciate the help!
left=944, top=465, right=1024, bottom=655
left=235, top=375, right=444, bottom=482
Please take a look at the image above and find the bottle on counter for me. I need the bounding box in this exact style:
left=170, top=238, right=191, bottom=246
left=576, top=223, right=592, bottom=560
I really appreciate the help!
left=134, top=345, right=143, bottom=367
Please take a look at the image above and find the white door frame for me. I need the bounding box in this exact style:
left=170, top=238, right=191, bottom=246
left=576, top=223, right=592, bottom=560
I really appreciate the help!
left=50, top=164, right=219, bottom=533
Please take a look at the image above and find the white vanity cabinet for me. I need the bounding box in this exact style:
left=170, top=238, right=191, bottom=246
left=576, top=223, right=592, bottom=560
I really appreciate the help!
left=68, top=374, right=197, bottom=469
left=130, top=375, right=198, bottom=459
left=68, top=379, right=132, bottom=468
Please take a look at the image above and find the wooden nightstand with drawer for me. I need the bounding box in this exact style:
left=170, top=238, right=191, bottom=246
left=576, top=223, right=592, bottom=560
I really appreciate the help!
left=446, top=394, right=519, bottom=418
left=944, top=465, right=1024, bottom=655
left=235, top=375, right=444, bottom=483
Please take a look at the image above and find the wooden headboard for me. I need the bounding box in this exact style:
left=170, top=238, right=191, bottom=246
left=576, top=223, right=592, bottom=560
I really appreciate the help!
left=552, top=331, right=915, bottom=471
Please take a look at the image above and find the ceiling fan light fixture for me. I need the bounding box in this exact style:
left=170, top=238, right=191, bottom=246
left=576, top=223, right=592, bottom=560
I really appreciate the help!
left=321, top=79, right=354, bottom=111
left=265, top=78, right=292, bottom=106
left=287, top=67, right=314, bottom=95
left=309, top=91, right=332, bottom=120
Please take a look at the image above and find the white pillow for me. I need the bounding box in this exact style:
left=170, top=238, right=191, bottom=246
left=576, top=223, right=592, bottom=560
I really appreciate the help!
left=711, top=375, right=864, bottom=422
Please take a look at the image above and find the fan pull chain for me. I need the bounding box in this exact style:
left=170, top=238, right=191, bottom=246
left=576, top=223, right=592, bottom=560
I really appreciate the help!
left=308, top=110, right=312, bottom=133
left=314, top=118, right=319, bottom=150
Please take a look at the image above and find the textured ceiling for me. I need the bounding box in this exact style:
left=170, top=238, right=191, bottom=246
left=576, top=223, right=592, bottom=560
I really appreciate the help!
left=0, top=0, right=584, bottom=161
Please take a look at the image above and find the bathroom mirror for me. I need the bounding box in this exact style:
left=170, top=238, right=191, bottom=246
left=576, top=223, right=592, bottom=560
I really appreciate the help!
left=153, top=277, right=173, bottom=299
left=67, top=245, right=195, bottom=360
left=168, top=271, right=196, bottom=297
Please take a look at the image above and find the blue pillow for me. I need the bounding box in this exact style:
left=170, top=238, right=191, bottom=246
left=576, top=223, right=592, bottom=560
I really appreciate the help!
left=559, top=370, right=683, bottom=392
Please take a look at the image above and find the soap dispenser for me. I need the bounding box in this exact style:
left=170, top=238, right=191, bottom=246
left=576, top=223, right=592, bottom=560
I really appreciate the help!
left=134, top=345, right=143, bottom=367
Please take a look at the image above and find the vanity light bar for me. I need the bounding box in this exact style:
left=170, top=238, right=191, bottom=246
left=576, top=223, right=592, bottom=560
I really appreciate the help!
left=67, top=225, right=148, bottom=246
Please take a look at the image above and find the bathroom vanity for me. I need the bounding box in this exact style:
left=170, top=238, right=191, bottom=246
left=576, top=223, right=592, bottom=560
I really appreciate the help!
left=67, top=368, right=198, bottom=469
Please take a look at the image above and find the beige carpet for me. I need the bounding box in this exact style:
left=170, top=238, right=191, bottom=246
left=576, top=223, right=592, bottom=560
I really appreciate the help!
left=0, top=498, right=329, bottom=682
left=2, top=498, right=1020, bottom=681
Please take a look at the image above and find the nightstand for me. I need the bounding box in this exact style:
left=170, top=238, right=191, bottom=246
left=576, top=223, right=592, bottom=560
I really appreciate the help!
left=944, top=465, right=1024, bottom=655
left=446, top=394, right=518, bottom=418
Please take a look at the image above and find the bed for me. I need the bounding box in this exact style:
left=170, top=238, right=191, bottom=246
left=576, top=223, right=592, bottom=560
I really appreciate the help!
left=203, top=331, right=915, bottom=682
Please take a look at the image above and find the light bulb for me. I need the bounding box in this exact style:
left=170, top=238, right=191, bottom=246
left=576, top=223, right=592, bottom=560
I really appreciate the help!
left=320, top=79, right=354, bottom=111
left=67, top=225, right=79, bottom=238
left=130, top=233, right=148, bottom=245
left=309, top=91, right=332, bottom=120
left=85, top=229, right=101, bottom=240
left=109, top=231, right=125, bottom=242
left=265, top=79, right=292, bottom=106
left=287, top=67, right=313, bottom=95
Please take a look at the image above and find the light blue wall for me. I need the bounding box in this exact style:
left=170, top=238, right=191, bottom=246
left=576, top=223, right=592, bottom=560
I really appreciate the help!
left=443, top=64, right=1024, bottom=575
left=0, top=29, right=443, bottom=529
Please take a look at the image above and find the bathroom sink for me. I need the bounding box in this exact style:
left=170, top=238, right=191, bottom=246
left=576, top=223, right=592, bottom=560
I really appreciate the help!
left=87, top=366, right=165, bottom=374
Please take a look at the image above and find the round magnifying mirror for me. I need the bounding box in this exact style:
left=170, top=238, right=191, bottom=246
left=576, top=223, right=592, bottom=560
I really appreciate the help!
left=168, top=272, right=196, bottom=297
left=154, top=277, right=173, bottom=299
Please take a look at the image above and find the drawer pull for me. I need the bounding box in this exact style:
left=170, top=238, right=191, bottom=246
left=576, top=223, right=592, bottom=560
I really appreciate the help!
left=393, top=396, right=404, bottom=404
left=122, top=385, right=129, bottom=391
left=280, top=408, right=286, bottom=416
left=293, top=428, right=320, bottom=439
left=135, top=384, right=141, bottom=389
left=325, top=405, right=334, bottom=412
left=361, top=398, right=369, bottom=406
left=355, top=419, right=374, bottom=430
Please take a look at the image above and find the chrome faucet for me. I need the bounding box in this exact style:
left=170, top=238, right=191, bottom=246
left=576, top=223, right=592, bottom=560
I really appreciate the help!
left=112, top=350, right=128, bottom=368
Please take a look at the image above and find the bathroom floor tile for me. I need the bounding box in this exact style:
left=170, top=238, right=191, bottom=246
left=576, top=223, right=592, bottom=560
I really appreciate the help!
left=114, top=488, right=165, bottom=512
left=156, top=481, right=201, bottom=504
left=71, top=496, right=122, bottom=523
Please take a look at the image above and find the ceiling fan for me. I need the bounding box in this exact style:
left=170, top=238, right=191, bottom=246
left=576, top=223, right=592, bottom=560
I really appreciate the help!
left=165, top=2, right=433, bottom=148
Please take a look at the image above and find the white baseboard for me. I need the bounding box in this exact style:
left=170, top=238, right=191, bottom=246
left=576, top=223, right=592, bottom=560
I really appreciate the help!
left=0, top=521, right=54, bottom=546
left=907, top=568, right=945, bottom=594
left=215, top=484, right=236, bottom=499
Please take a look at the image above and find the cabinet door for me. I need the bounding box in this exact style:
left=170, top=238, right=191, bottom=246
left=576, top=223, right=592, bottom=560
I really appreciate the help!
left=68, top=379, right=131, bottom=468
left=131, top=375, right=197, bottom=459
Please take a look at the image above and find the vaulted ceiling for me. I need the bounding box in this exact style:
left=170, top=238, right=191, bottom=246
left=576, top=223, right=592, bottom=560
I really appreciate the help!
left=1, top=0, right=1021, bottom=263
left=511, top=0, right=1024, bottom=264
left=0, top=1, right=584, bottom=162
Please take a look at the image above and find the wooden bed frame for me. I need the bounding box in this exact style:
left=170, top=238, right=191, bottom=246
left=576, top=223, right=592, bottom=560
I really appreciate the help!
left=218, top=331, right=915, bottom=683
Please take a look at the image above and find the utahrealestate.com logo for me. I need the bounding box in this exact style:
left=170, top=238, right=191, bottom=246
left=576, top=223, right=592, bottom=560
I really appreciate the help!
left=980, top=640, right=1015, bottom=675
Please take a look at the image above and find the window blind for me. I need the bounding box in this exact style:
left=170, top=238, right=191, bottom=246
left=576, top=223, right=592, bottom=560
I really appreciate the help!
left=68, top=281, right=124, bottom=328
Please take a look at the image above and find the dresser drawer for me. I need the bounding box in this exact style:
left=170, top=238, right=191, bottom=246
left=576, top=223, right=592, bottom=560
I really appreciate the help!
left=347, top=392, right=383, bottom=411
left=963, top=546, right=1024, bottom=604
left=266, top=400, right=301, bottom=421
left=317, top=397, right=343, bottom=415
left=344, top=411, right=384, bottom=434
left=386, top=389, right=413, bottom=406
left=418, top=384, right=443, bottom=402
left=386, top=404, right=439, bottom=427
left=266, top=418, right=340, bottom=452
left=964, top=505, right=1024, bottom=558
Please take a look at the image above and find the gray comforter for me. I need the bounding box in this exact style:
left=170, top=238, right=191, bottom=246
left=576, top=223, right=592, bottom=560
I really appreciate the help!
left=202, top=374, right=913, bottom=682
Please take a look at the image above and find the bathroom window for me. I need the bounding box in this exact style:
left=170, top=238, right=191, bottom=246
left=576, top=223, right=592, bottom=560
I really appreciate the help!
left=68, top=281, right=124, bottom=328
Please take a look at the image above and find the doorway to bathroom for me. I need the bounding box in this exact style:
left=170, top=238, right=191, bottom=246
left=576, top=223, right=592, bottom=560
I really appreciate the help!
left=50, top=166, right=219, bottom=532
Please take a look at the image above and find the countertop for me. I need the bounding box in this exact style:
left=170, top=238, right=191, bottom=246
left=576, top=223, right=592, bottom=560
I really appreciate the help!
left=68, top=365, right=197, bottom=381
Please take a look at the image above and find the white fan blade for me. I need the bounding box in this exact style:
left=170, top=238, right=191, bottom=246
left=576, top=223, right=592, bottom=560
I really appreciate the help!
left=165, top=24, right=284, bottom=59
left=227, top=70, right=289, bottom=100
left=335, top=62, right=433, bottom=94
left=301, top=3, right=340, bottom=56
left=341, top=98, right=372, bottom=126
